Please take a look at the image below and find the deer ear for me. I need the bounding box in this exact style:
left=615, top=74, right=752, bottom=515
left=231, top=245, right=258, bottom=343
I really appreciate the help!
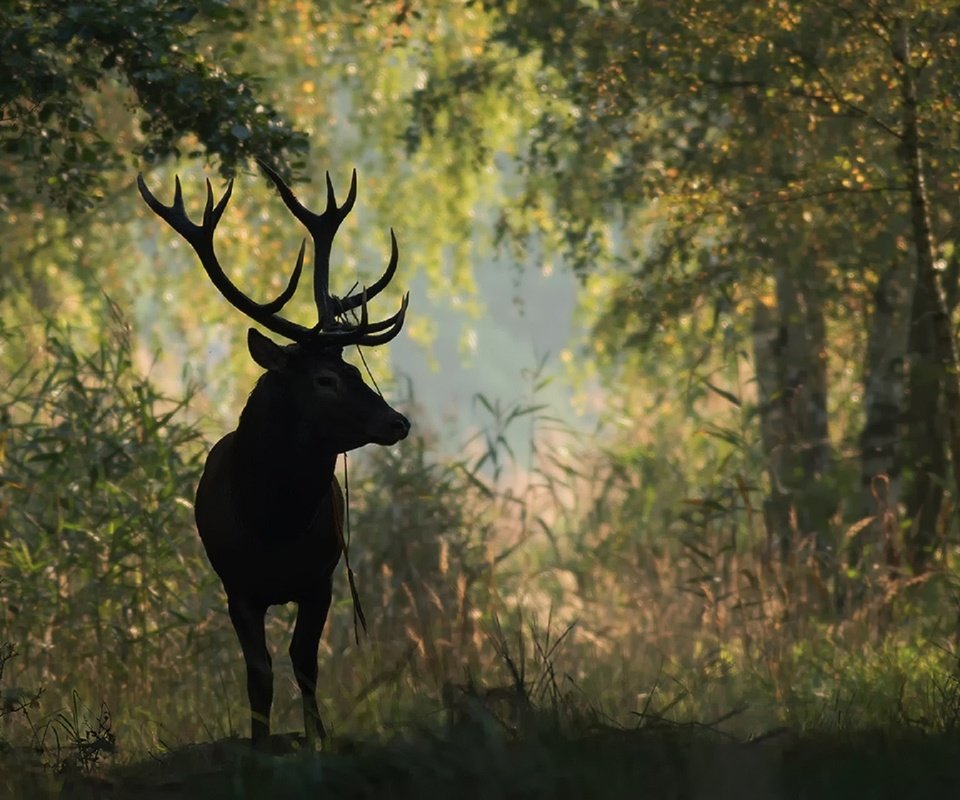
left=247, top=328, right=288, bottom=371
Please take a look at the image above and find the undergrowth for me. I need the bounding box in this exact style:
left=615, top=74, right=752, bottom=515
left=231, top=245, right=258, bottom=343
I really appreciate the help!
left=1, top=316, right=960, bottom=797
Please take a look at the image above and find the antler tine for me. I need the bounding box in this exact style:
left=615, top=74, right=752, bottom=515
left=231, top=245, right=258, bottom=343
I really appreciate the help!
left=261, top=239, right=306, bottom=314
left=357, top=286, right=369, bottom=330
left=307, top=291, right=409, bottom=348
left=138, top=173, right=180, bottom=221
left=202, top=177, right=233, bottom=229
left=354, top=291, right=409, bottom=346
left=355, top=292, right=407, bottom=334
left=326, top=169, right=357, bottom=218
left=173, top=175, right=184, bottom=211
left=137, top=173, right=311, bottom=341
left=338, top=229, right=399, bottom=313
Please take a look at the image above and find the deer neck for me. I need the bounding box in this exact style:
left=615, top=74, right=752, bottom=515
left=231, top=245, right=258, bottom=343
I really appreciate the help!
left=231, top=374, right=339, bottom=535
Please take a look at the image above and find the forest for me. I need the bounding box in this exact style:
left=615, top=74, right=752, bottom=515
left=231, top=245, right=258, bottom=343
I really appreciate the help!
left=2, top=1, right=960, bottom=796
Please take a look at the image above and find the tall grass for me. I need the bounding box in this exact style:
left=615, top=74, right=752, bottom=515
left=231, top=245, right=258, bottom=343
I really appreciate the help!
left=0, top=312, right=229, bottom=750
left=2, top=315, right=960, bottom=783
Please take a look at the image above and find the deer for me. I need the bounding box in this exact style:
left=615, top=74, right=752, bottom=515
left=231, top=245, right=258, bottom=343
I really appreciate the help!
left=137, top=161, right=410, bottom=749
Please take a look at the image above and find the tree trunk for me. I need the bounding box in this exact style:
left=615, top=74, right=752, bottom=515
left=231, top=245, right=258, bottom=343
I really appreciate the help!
left=844, top=255, right=914, bottom=610
left=896, top=22, right=960, bottom=572
left=901, top=274, right=946, bottom=573
left=754, top=299, right=791, bottom=559
left=753, top=260, right=835, bottom=567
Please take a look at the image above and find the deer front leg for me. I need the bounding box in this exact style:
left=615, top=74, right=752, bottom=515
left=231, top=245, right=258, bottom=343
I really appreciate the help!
left=228, top=596, right=272, bottom=746
left=289, top=585, right=333, bottom=748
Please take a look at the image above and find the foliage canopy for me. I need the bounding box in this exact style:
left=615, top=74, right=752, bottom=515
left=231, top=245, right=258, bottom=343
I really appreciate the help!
left=1, top=0, right=307, bottom=213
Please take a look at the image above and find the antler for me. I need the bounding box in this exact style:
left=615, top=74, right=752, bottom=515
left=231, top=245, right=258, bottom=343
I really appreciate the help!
left=256, top=161, right=406, bottom=339
left=137, top=166, right=408, bottom=347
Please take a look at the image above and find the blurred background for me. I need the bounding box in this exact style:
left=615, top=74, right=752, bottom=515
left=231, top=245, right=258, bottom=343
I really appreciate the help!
left=2, top=0, right=960, bottom=762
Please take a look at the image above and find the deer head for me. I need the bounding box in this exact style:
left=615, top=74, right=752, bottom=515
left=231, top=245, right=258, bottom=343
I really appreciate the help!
left=137, top=162, right=411, bottom=449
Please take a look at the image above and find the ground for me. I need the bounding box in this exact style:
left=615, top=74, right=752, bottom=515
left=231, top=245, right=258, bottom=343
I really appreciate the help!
left=5, top=722, right=960, bottom=799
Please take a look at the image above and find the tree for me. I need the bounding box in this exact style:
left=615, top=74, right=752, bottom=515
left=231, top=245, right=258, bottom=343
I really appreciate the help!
left=0, top=0, right=308, bottom=215
left=399, top=0, right=960, bottom=589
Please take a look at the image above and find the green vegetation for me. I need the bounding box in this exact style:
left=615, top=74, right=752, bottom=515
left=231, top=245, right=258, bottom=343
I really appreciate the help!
left=3, top=0, right=960, bottom=797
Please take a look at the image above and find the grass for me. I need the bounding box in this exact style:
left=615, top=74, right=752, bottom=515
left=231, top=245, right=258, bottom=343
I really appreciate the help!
left=4, top=587, right=960, bottom=798
left=5, top=696, right=960, bottom=799
left=3, top=320, right=960, bottom=797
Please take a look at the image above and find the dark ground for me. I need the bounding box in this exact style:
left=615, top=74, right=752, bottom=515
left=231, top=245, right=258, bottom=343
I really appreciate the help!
left=5, top=721, right=960, bottom=799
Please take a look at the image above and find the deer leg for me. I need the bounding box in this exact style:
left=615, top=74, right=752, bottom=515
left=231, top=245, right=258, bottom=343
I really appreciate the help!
left=228, top=595, right=272, bottom=746
left=289, top=583, right=333, bottom=747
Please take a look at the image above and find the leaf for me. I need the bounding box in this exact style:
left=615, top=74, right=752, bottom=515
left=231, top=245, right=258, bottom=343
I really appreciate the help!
left=701, top=378, right=741, bottom=407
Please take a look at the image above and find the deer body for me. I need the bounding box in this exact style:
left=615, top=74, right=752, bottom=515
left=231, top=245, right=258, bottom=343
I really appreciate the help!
left=139, top=163, right=410, bottom=747
left=194, top=430, right=342, bottom=606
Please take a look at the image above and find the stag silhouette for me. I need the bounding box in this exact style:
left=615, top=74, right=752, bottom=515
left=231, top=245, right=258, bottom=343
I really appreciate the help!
left=138, top=162, right=410, bottom=748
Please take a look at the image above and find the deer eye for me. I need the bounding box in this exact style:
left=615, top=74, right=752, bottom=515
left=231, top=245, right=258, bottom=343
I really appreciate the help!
left=314, top=374, right=339, bottom=390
